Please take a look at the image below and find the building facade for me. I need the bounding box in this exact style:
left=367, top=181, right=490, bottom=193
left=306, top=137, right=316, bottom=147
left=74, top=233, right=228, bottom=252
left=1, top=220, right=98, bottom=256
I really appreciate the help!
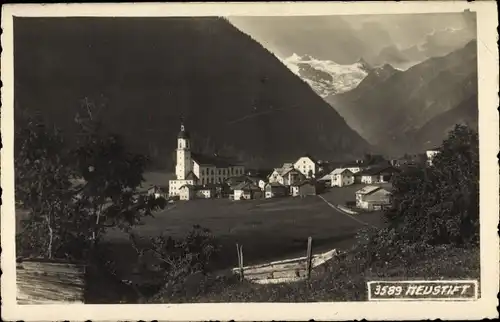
left=426, top=148, right=441, bottom=166
left=268, top=165, right=305, bottom=186
left=331, top=168, right=355, bottom=187
left=355, top=185, right=392, bottom=210
left=169, top=123, right=245, bottom=197
left=293, top=155, right=319, bottom=178
left=291, top=181, right=317, bottom=197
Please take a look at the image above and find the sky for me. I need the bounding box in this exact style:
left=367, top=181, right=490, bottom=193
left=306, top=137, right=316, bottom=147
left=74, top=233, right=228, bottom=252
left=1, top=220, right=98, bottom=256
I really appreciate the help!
left=227, top=11, right=477, bottom=69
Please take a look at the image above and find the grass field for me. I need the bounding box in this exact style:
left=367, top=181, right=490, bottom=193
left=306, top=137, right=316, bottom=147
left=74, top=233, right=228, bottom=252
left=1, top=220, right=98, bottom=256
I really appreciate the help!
left=104, top=184, right=385, bottom=280
left=16, top=171, right=385, bottom=287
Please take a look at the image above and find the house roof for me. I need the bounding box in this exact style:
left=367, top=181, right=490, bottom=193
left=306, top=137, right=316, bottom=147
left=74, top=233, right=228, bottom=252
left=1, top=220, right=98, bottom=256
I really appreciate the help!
left=318, top=173, right=332, bottom=181
left=198, top=183, right=217, bottom=191
left=233, top=181, right=260, bottom=191
left=271, top=164, right=295, bottom=177
left=225, top=175, right=263, bottom=186
left=191, top=152, right=243, bottom=168
left=281, top=166, right=301, bottom=176
left=265, top=182, right=286, bottom=188
left=342, top=161, right=364, bottom=168
left=295, top=154, right=319, bottom=165
left=291, top=179, right=315, bottom=187
left=357, top=165, right=400, bottom=176
left=331, top=168, right=354, bottom=175
left=16, top=259, right=86, bottom=304
left=185, top=171, right=199, bottom=180
left=179, top=184, right=196, bottom=190
left=355, top=185, right=381, bottom=195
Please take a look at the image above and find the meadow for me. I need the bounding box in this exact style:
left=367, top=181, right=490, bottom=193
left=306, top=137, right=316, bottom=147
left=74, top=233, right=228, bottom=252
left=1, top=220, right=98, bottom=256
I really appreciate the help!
left=104, top=182, right=384, bottom=281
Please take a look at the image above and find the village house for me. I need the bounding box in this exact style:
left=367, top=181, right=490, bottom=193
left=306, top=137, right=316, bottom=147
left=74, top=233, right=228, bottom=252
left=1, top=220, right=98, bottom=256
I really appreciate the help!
left=318, top=172, right=333, bottom=187
left=147, top=185, right=167, bottom=199
left=232, top=181, right=263, bottom=201
left=340, top=160, right=365, bottom=174
left=426, top=147, right=441, bottom=166
left=225, top=175, right=266, bottom=191
left=355, top=184, right=392, bottom=211
left=264, top=182, right=289, bottom=199
left=196, top=184, right=217, bottom=199
left=293, top=155, right=320, bottom=178
left=290, top=180, right=317, bottom=197
left=330, top=168, right=355, bottom=187
left=169, top=123, right=245, bottom=197
left=179, top=184, right=196, bottom=201
left=268, top=164, right=306, bottom=186
left=355, top=165, right=400, bottom=184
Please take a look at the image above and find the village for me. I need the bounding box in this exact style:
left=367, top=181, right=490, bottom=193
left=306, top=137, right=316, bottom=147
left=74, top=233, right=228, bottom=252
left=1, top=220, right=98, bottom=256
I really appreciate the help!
left=146, top=123, right=442, bottom=214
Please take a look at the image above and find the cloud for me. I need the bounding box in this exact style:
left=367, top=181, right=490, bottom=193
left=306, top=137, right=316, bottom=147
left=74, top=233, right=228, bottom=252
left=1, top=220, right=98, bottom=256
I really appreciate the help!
left=420, top=27, right=476, bottom=57
left=227, top=12, right=477, bottom=68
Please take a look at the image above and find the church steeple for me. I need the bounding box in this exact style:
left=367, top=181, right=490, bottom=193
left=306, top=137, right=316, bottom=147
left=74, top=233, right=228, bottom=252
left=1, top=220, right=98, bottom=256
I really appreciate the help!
left=175, top=120, right=192, bottom=180
left=177, top=118, right=190, bottom=140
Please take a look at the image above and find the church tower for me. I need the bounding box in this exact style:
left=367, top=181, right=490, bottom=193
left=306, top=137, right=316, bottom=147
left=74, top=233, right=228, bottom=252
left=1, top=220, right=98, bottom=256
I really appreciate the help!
left=175, top=122, right=192, bottom=180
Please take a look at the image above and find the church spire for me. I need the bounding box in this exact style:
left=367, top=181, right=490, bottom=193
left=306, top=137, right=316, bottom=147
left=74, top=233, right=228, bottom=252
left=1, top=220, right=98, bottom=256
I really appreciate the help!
left=180, top=115, right=185, bottom=132
left=177, top=117, right=190, bottom=140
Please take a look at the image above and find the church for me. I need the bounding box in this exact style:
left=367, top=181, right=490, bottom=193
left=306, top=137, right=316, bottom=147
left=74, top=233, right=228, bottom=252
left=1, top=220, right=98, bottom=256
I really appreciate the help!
left=168, top=123, right=245, bottom=197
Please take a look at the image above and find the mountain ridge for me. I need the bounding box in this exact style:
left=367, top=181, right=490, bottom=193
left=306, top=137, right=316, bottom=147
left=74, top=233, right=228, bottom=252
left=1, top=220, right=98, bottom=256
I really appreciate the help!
left=325, top=39, right=478, bottom=155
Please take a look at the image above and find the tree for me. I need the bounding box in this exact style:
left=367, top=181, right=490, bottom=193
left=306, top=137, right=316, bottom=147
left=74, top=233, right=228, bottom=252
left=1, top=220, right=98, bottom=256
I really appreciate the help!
left=385, top=124, right=479, bottom=246
left=16, top=100, right=166, bottom=261
left=71, top=99, right=167, bottom=251
left=15, top=115, right=75, bottom=259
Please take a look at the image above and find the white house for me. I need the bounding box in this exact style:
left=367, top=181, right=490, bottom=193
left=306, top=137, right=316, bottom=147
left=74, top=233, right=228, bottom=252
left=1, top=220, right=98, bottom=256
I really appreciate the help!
left=196, top=184, right=217, bottom=199
left=330, top=168, right=355, bottom=187
left=356, top=166, right=400, bottom=184
left=179, top=184, right=196, bottom=201
left=232, top=181, right=262, bottom=201
left=426, top=148, right=441, bottom=166
left=268, top=164, right=305, bottom=186
left=169, top=123, right=245, bottom=197
left=355, top=185, right=392, bottom=210
left=340, top=161, right=364, bottom=174
left=293, top=155, right=319, bottom=178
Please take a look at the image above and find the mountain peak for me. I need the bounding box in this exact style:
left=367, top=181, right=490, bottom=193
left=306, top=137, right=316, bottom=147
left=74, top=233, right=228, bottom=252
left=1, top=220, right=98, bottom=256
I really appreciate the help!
left=281, top=54, right=370, bottom=97
left=356, top=57, right=373, bottom=72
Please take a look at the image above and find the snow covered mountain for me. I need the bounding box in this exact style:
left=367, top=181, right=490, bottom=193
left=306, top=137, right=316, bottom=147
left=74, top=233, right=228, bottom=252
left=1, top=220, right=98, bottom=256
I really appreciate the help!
left=281, top=53, right=371, bottom=98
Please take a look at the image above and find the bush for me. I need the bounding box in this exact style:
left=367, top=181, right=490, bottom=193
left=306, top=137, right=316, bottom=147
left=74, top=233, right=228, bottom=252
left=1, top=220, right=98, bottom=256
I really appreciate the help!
left=130, top=225, right=220, bottom=300
left=385, top=125, right=479, bottom=247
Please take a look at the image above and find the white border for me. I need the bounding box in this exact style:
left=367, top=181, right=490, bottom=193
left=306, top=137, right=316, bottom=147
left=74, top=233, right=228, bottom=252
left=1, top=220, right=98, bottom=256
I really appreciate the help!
left=366, top=280, right=479, bottom=301
left=1, top=2, right=499, bottom=321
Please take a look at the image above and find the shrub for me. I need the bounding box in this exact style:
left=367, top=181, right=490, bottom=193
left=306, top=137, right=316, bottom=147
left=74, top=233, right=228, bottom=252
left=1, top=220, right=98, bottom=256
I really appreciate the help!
left=385, top=124, right=479, bottom=247
left=130, top=225, right=220, bottom=300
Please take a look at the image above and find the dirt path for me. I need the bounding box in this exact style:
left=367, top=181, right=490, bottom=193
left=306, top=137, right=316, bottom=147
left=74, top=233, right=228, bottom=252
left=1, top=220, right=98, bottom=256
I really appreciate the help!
left=317, top=195, right=375, bottom=227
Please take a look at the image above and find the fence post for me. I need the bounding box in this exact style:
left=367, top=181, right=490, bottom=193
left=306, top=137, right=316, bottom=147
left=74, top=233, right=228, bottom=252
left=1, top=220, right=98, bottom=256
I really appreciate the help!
left=236, top=243, right=241, bottom=280
left=239, top=245, right=244, bottom=281
left=306, top=236, right=313, bottom=280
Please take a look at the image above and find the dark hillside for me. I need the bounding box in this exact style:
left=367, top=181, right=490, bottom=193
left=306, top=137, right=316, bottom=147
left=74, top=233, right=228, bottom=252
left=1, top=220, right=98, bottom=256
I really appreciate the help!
left=14, top=17, right=371, bottom=169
